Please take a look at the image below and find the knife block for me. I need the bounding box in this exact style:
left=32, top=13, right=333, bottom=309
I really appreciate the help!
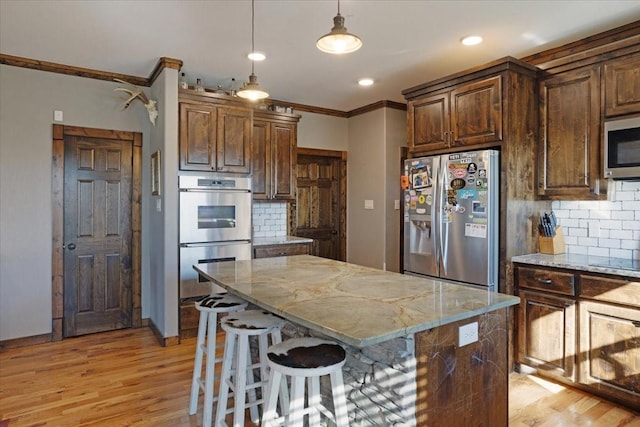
left=539, top=226, right=565, bottom=254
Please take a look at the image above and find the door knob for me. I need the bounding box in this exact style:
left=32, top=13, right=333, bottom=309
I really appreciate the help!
left=67, top=243, right=76, bottom=250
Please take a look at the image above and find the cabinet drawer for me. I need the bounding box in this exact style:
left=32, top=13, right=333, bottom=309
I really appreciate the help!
left=580, top=274, right=640, bottom=308
left=254, top=243, right=309, bottom=259
left=517, top=267, right=576, bottom=296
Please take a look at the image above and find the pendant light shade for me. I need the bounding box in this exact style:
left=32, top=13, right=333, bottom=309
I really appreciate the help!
left=237, top=73, right=269, bottom=100
left=237, top=0, right=269, bottom=101
left=316, top=1, right=362, bottom=54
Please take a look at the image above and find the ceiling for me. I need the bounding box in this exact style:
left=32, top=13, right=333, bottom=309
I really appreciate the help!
left=1, top=1, right=639, bottom=112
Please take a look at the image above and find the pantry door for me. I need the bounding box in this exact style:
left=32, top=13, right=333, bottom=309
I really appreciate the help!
left=51, top=125, right=142, bottom=340
left=291, top=148, right=346, bottom=261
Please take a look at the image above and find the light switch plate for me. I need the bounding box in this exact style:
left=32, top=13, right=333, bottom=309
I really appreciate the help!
left=364, top=200, right=374, bottom=210
left=394, top=199, right=400, bottom=210
left=53, top=110, right=63, bottom=122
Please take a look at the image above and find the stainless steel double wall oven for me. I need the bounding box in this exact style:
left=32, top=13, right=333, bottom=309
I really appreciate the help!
left=179, top=175, right=252, bottom=301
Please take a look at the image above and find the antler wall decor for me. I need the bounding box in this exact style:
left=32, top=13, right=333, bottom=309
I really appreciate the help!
left=114, top=78, right=158, bottom=125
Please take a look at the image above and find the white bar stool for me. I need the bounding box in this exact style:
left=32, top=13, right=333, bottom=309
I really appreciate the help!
left=189, top=293, right=248, bottom=427
left=261, top=337, right=349, bottom=427
left=215, top=310, right=289, bottom=427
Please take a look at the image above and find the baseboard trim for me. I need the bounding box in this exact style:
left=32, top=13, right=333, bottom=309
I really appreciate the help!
left=0, top=333, right=51, bottom=352
left=148, top=319, right=180, bottom=347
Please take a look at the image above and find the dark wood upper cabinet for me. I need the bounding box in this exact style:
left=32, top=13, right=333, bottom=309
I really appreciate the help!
left=179, top=92, right=252, bottom=173
left=179, top=102, right=217, bottom=171
left=538, top=66, right=603, bottom=200
left=604, top=53, right=640, bottom=118
left=252, top=113, right=299, bottom=201
left=215, top=106, right=252, bottom=174
left=407, top=75, right=502, bottom=153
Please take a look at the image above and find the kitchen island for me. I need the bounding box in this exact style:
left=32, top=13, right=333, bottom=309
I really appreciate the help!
left=194, top=255, right=519, bottom=426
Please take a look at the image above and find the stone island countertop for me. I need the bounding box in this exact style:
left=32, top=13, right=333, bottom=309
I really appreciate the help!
left=193, top=254, right=519, bottom=348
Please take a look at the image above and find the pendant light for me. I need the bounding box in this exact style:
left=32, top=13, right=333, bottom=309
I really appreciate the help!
left=237, top=0, right=269, bottom=101
left=316, top=0, right=362, bottom=54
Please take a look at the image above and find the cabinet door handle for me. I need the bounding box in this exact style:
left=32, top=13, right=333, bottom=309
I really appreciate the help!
left=536, top=278, right=553, bottom=285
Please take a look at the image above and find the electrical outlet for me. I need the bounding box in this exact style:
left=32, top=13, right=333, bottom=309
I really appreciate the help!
left=458, top=322, right=478, bottom=347
left=364, top=200, right=374, bottom=210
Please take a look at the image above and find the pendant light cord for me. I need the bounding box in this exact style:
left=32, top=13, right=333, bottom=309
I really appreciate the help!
left=251, top=0, right=255, bottom=74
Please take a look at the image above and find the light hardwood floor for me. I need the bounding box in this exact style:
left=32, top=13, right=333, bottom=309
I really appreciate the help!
left=1, top=327, right=638, bottom=426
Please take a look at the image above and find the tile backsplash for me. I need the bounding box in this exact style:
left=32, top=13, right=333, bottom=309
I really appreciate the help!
left=252, top=202, right=288, bottom=238
left=551, top=180, right=640, bottom=260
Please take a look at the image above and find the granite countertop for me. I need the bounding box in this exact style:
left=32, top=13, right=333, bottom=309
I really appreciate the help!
left=252, top=236, right=313, bottom=246
left=194, top=255, right=519, bottom=347
left=512, top=253, right=640, bottom=279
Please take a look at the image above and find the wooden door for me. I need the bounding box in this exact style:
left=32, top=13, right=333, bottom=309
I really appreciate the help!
left=450, top=75, right=503, bottom=147
left=216, top=106, right=252, bottom=173
left=63, top=134, right=133, bottom=337
left=538, top=66, right=602, bottom=199
left=292, top=149, right=346, bottom=261
left=179, top=102, right=217, bottom=171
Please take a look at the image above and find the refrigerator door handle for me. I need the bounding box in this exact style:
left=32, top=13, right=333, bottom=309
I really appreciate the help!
left=438, top=158, right=447, bottom=275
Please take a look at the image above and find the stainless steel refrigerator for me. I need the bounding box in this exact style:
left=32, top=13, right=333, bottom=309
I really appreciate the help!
left=402, top=149, right=499, bottom=291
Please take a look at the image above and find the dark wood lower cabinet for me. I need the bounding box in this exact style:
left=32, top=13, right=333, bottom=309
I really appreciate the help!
left=515, top=264, right=640, bottom=411
left=518, top=291, right=576, bottom=381
left=578, top=300, right=640, bottom=410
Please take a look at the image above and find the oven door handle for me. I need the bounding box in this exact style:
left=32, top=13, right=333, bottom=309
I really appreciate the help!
left=180, top=240, right=251, bottom=248
left=179, top=188, right=251, bottom=193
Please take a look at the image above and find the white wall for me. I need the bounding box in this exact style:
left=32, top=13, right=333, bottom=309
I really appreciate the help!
left=347, top=110, right=386, bottom=268
left=346, top=108, right=407, bottom=270
left=297, top=111, right=348, bottom=151
left=149, top=68, right=180, bottom=338
left=383, top=109, right=408, bottom=272
left=0, top=65, right=151, bottom=340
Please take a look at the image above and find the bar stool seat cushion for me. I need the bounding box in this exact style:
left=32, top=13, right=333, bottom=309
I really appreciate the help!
left=196, top=292, right=247, bottom=311
left=221, top=310, right=286, bottom=334
left=267, top=337, right=346, bottom=370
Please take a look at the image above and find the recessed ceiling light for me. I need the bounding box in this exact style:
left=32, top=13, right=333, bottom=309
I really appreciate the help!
left=461, top=35, right=483, bottom=46
left=248, top=51, right=266, bottom=61
left=358, top=78, right=374, bottom=87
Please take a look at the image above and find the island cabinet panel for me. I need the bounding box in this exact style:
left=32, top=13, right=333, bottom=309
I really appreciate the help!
left=407, top=75, right=502, bottom=153
left=538, top=65, right=603, bottom=200
left=415, top=310, right=509, bottom=427
left=578, top=300, right=640, bottom=410
left=178, top=92, right=253, bottom=173
left=252, top=113, right=299, bottom=201
left=604, top=53, right=640, bottom=117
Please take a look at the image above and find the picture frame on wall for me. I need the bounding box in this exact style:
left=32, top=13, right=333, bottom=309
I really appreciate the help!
left=151, top=150, right=161, bottom=195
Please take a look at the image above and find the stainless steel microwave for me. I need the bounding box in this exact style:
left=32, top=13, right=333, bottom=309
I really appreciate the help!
left=604, top=115, right=640, bottom=180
